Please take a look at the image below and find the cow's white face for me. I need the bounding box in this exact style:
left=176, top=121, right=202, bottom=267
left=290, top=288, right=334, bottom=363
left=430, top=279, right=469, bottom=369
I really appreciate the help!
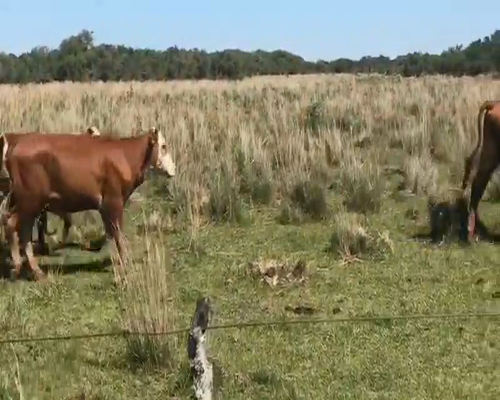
left=151, top=128, right=176, bottom=177
left=0, top=134, right=9, bottom=179
left=86, top=126, right=101, bottom=137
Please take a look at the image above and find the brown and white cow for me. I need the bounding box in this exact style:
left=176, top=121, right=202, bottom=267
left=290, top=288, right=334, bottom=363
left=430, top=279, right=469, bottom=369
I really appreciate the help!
left=2, top=127, right=175, bottom=281
left=0, top=126, right=102, bottom=253
left=462, top=100, right=500, bottom=240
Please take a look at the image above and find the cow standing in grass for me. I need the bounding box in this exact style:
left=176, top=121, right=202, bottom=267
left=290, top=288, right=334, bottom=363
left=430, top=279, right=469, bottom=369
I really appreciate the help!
left=2, top=127, right=175, bottom=281
left=462, top=100, right=500, bottom=240
left=0, top=126, right=102, bottom=254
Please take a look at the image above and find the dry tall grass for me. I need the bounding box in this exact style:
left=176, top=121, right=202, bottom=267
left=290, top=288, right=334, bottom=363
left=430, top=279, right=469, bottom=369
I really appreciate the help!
left=3, top=75, right=500, bottom=226
left=117, top=222, right=178, bottom=370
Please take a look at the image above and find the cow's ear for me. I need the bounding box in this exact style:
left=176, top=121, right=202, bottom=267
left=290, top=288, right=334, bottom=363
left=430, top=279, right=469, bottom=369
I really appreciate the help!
left=87, top=126, right=100, bottom=136
left=149, top=127, right=159, bottom=144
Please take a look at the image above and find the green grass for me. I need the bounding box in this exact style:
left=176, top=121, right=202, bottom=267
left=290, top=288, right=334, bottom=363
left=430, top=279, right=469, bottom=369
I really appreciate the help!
left=0, top=188, right=498, bottom=400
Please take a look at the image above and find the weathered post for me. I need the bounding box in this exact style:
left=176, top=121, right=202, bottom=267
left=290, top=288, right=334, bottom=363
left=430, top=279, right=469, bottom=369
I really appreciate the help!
left=187, top=297, right=213, bottom=400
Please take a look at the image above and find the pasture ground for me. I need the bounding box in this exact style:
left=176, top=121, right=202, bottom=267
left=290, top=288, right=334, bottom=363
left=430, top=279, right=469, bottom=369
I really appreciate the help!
left=0, top=74, right=499, bottom=399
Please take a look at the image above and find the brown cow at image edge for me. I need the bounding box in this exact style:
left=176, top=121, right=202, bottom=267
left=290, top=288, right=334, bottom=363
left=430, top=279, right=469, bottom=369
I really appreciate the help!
left=1, top=127, right=175, bottom=281
left=461, top=100, right=500, bottom=240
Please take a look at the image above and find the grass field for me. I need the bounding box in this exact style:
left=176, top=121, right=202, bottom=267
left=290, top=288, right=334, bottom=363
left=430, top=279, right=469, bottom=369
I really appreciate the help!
left=0, top=73, right=499, bottom=399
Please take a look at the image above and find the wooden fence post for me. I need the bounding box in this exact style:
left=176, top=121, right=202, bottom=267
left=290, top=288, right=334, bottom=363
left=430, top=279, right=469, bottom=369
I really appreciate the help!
left=187, top=297, right=213, bottom=400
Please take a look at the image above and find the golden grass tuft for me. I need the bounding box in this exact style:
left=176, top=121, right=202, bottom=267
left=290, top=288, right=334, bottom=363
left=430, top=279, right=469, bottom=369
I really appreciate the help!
left=402, top=152, right=439, bottom=196
left=328, top=212, right=394, bottom=262
left=116, top=222, right=178, bottom=370
left=336, top=151, right=384, bottom=214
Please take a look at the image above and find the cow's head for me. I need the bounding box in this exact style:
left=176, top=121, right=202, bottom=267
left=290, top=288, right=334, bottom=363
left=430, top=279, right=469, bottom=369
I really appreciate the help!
left=0, top=133, right=9, bottom=179
left=148, top=127, right=176, bottom=177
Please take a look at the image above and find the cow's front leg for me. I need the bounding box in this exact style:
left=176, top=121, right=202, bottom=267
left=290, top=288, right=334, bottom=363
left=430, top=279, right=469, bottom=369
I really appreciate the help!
left=5, top=212, right=22, bottom=281
left=20, top=215, right=46, bottom=281
left=467, top=165, right=496, bottom=241
left=100, top=201, right=126, bottom=283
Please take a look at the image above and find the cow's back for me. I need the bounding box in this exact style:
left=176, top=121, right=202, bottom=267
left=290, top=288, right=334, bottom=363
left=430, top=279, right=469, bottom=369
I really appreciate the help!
left=7, top=134, right=130, bottom=213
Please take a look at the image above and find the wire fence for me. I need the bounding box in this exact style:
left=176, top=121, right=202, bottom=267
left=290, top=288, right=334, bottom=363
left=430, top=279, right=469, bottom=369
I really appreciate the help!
left=1, top=310, right=499, bottom=346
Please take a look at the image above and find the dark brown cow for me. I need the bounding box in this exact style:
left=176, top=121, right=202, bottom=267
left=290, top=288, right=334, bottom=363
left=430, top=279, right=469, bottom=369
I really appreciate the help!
left=461, top=100, right=500, bottom=240
left=0, top=126, right=102, bottom=253
left=1, top=127, right=175, bottom=281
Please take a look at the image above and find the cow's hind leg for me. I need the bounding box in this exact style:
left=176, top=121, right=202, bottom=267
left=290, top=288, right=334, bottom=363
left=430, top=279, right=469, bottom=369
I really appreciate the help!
left=467, top=164, right=498, bottom=240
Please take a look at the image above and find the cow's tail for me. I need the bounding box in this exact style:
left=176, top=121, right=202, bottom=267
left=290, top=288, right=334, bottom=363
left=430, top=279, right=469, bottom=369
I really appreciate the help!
left=463, top=100, right=499, bottom=200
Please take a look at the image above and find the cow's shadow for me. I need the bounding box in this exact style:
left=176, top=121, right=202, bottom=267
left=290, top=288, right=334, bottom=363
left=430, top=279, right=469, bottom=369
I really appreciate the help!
left=0, top=237, right=113, bottom=281
left=43, top=235, right=109, bottom=254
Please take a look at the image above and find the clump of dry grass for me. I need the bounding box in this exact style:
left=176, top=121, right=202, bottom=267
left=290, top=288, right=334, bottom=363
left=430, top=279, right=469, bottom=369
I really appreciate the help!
left=336, top=152, right=384, bottom=214
left=328, top=212, right=394, bottom=262
left=277, top=201, right=306, bottom=225
left=207, top=163, right=247, bottom=224
left=402, top=152, right=439, bottom=196
left=116, top=222, right=178, bottom=370
left=290, top=179, right=329, bottom=221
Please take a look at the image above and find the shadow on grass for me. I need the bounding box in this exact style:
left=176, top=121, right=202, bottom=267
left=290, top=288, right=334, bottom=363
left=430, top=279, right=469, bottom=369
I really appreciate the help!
left=0, top=237, right=113, bottom=281
left=45, top=235, right=109, bottom=254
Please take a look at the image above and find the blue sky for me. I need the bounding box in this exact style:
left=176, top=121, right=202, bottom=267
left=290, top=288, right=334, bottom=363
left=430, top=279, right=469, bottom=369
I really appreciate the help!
left=0, top=0, right=497, bottom=61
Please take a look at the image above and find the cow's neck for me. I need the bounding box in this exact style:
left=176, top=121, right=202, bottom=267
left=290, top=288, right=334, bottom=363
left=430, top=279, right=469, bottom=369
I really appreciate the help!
left=121, top=134, right=154, bottom=191
left=137, top=137, right=154, bottom=187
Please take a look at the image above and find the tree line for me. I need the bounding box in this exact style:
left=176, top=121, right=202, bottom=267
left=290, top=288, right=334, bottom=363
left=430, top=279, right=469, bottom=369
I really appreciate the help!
left=0, top=29, right=499, bottom=84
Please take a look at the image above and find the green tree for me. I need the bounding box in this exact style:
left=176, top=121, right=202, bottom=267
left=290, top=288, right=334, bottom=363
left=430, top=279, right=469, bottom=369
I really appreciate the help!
left=0, top=28, right=500, bottom=83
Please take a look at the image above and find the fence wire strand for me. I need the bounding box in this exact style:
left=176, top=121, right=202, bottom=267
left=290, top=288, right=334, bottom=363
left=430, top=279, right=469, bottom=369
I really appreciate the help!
left=1, top=311, right=499, bottom=346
